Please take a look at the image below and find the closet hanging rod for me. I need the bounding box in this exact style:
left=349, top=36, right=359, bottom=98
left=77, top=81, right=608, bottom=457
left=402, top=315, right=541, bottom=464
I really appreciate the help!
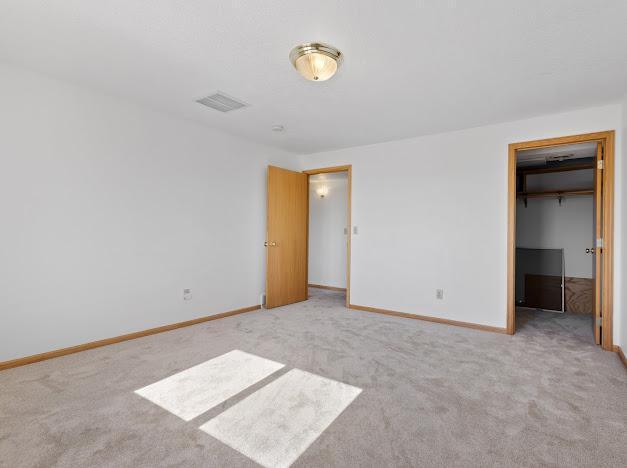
left=516, top=188, right=594, bottom=199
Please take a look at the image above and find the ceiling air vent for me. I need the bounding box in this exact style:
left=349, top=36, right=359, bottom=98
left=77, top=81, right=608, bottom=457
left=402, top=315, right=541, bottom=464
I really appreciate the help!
left=196, top=92, right=248, bottom=113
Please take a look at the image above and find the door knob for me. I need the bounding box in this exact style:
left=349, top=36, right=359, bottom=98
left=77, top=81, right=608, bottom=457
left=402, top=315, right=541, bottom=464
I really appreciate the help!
left=586, top=248, right=595, bottom=254
left=270, top=241, right=277, bottom=247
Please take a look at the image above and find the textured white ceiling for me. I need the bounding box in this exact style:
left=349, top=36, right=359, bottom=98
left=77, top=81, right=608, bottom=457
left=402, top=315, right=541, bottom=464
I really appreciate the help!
left=309, top=172, right=348, bottom=182
left=1, top=1, right=626, bottom=154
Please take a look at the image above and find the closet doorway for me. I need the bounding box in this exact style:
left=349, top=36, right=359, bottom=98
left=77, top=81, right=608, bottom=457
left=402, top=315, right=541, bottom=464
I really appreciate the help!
left=507, top=131, right=615, bottom=350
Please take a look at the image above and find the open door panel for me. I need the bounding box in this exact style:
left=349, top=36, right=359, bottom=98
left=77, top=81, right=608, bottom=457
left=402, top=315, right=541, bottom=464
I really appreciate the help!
left=265, top=166, right=308, bottom=308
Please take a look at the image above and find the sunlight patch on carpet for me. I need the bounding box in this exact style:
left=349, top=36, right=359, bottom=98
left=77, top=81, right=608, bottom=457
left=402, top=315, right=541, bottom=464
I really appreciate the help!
left=134, top=350, right=284, bottom=421
left=200, top=368, right=362, bottom=468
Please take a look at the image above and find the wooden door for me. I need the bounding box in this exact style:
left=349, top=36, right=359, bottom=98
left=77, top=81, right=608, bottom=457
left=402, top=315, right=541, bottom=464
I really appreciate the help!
left=593, top=142, right=603, bottom=344
left=265, top=166, right=308, bottom=308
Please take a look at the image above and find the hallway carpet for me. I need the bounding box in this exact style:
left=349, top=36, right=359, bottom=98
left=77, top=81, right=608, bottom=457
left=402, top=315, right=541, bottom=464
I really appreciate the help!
left=1, top=289, right=625, bottom=467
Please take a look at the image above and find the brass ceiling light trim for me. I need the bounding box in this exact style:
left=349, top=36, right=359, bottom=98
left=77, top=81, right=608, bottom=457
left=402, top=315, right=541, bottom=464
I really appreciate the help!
left=289, top=42, right=343, bottom=81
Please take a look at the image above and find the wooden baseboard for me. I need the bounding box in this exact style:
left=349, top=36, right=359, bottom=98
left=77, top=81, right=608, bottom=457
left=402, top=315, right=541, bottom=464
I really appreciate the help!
left=613, top=345, right=627, bottom=368
left=308, top=284, right=347, bottom=292
left=349, top=304, right=507, bottom=334
left=0, top=305, right=261, bottom=372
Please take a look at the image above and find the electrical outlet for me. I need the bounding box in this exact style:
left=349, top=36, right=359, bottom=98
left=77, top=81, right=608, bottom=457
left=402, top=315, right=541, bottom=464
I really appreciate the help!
left=183, top=288, right=192, bottom=301
left=353, top=226, right=359, bottom=235
left=436, top=289, right=444, bottom=300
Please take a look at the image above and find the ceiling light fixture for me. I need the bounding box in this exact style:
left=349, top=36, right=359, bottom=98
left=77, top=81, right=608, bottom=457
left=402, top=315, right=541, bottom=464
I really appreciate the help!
left=316, top=185, right=329, bottom=198
left=289, top=42, right=343, bottom=82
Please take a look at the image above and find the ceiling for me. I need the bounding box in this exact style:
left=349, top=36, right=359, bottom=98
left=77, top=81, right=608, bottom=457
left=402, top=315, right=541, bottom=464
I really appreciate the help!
left=517, top=142, right=597, bottom=167
left=309, top=172, right=348, bottom=183
left=1, top=1, right=626, bottom=155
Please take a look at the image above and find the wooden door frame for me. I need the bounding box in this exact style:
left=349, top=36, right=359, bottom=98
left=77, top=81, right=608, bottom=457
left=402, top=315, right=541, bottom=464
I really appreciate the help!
left=303, top=165, right=352, bottom=307
left=507, top=131, right=615, bottom=351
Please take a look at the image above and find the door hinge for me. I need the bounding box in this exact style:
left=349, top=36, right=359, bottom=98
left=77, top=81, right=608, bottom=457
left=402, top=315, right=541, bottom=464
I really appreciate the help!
left=597, top=160, right=604, bottom=170
left=596, top=317, right=602, bottom=327
left=596, top=238, right=604, bottom=248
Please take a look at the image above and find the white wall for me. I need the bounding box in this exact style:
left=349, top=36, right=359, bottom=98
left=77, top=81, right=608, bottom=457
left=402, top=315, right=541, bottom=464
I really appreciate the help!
left=0, top=62, right=295, bottom=361
left=308, top=175, right=348, bottom=288
left=621, top=95, right=627, bottom=350
left=525, top=170, right=594, bottom=192
left=517, top=197, right=594, bottom=279
left=300, top=104, right=623, bottom=345
left=516, top=171, right=594, bottom=279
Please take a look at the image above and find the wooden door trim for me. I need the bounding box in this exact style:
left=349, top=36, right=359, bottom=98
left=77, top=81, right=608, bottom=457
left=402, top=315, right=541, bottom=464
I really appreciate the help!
left=349, top=303, right=508, bottom=334
left=0, top=304, right=261, bottom=371
left=507, top=131, right=615, bottom=351
left=303, top=165, right=352, bottom=307
left=303, top=165, right=352, bottom=175
left=593, top=142, right=603, bottom=344
left=614, top=345, right=627, bottom=368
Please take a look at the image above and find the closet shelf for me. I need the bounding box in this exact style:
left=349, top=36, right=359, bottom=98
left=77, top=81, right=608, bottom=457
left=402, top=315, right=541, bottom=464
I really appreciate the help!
left=517, top=188, right=593, bottom=207
left=517, top=188, right=594, bottom=199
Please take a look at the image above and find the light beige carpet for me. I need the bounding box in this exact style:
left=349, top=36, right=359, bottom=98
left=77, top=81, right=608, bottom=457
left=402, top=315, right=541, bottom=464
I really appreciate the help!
left=0, top=289, right=625, bottom=467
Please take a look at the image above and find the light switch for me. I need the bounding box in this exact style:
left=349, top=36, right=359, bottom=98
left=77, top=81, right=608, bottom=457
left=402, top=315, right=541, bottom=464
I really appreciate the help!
left=353, top=226, right=359, bottom=235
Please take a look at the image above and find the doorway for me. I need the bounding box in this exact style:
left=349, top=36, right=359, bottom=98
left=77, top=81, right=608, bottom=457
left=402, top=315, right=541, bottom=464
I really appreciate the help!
left=307, top=170, right=350, bottom=305
left=265, top=165, right=352, bottom=309
left=507, top=131, right=615, bottom=351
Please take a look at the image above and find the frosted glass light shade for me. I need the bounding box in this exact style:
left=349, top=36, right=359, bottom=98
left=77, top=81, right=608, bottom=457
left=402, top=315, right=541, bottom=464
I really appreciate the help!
left=294, top=53, right=338, bottom=81
left=290, top=43, right=343, bottom=82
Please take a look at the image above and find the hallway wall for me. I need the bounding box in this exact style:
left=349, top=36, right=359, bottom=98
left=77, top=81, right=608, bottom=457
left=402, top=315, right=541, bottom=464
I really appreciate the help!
left=516, top=194, right=594, bottom=279
left=308, top=174, right=348, bottom=289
